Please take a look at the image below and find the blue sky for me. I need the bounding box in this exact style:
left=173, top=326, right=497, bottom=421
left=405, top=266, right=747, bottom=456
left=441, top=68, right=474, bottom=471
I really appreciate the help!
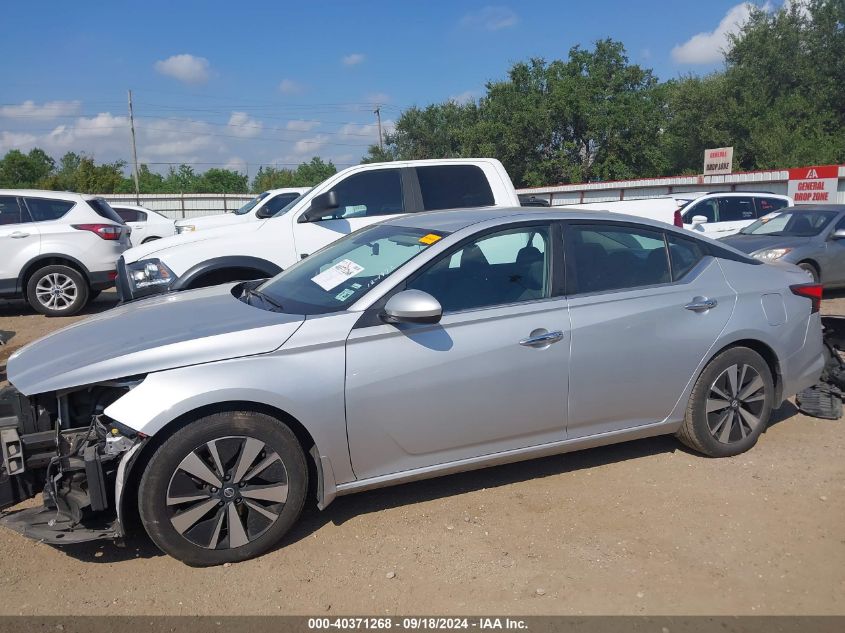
left=0, top=1, right=783, bottom=176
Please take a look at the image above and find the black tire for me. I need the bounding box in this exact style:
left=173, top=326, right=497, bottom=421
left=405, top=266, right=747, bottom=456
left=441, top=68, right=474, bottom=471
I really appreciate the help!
left=676, top=346, right=774, bottom=457
left=797, top=262, right=820, bottom=283
left=138, top=411, right=308, bottom=566
left=89, top=289, right=102, bottom=301
left=25, top=264, right=89, bottom=317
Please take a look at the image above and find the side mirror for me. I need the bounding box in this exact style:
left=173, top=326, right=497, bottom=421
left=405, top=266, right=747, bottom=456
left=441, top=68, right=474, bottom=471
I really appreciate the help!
left=255, top=204, right=274, bottom=219
left=691, top=215, right=708, bottom=226
left=298, top=191, right=339, bottom=223
left=381, top=290, right=442, bottom=325
left=831, top=228, right=845, bottom=240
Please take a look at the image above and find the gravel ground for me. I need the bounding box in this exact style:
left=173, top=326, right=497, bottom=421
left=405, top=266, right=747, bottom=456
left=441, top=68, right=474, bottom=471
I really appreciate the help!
left=0, top=290, right=843, bottom=616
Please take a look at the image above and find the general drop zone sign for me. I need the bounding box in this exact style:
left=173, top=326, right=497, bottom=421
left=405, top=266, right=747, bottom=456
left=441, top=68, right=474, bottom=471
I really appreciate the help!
left=703, top=147, right=733, bottom=176
left=788, top=165, right=839, bottom=204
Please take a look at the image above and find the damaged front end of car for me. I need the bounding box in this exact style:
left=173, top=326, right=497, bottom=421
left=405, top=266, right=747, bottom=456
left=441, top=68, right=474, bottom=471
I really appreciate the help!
left=0, top=379, right=146, bottom=544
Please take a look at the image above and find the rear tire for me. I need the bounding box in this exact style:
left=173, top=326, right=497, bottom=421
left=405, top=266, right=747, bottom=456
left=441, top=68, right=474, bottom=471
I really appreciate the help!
left=26, top=264, right=89, bottom=317
left=676, top=347, right=774, bottom=457
left=138, top=411, right=307, bottom=566
left=797, top=262, right=820, bottom=283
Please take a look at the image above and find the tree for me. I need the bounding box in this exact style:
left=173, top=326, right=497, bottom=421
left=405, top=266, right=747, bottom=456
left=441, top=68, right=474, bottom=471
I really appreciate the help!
left=0, top=148, right=55, bottom=188
left=195, top=168, right=248, bottom=193
left=251, top=157, right=337, bottom=191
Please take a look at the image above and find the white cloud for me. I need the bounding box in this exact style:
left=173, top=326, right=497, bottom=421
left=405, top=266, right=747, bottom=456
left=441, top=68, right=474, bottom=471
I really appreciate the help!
left=285, top=119, right=320, bottom=132
left=449, top=90, right=480, bottom=104
left=460, top=6, right=519, bottom=31
left=227, top=111, right=262, bottom=138
left=154, top=54, right=211, bottom=84
left=0, top=131, right=38, bottom=154
left=0, top=100, right=82, bottom=119
left=293, top=135, right=329, bottom=155
left=278, top=79, right=305, bottom=94
left=342, top=53, right=365, bottom=66
left=224, top=156, right=247, bottom=173
left=671, top=3, right=767, bottom=64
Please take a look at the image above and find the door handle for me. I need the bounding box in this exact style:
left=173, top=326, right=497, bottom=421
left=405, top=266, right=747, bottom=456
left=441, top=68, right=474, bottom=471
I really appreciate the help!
left=684, top=296, right=717, bottom=312
left=9, top=231, right=30, bottom=238
left=519, top=330, right=564, bottom=347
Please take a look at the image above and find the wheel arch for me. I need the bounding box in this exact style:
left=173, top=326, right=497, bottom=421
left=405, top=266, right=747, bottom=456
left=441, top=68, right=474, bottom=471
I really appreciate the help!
left=795, top=258, right=820, bottom=278
left=117, top=399, right=330, bottom=536
left=18, top=253, right=91, bottom=294
left=172, top=256, right=282, bottom=290
left=703, top=338, right=783, bottom=405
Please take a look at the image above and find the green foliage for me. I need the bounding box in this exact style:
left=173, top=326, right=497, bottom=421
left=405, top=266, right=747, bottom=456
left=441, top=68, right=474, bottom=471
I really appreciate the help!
left=38, top=152, right=126, bottom=193
left=251, top=157, right=337, bottom=191
left=0, top=148, right=55, bottom=188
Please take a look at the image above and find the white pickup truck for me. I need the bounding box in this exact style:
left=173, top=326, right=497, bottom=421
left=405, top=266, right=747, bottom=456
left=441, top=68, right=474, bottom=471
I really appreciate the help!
left=117, top=158, right=520, bottom=300
left=174, top=187, right=309, bottom=234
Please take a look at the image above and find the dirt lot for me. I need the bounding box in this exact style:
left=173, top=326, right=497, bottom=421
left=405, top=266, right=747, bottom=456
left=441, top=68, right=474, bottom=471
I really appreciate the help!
left=0, top=291, right=843, bottom=616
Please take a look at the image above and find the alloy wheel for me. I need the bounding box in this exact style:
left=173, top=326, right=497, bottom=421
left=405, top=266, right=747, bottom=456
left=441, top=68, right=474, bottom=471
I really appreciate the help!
left=165, top=436, right=289, bottom=550
left=706, top=363, right=767, bottom=444
left=34, top=273, right=78, bottom=311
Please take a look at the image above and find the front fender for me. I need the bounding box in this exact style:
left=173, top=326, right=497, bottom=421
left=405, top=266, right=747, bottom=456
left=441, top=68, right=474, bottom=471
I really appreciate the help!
left=172, top=256, right=282, bottom=290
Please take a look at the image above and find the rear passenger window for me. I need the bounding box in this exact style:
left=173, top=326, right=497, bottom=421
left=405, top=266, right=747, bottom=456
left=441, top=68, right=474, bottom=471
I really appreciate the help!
left=756, top=197, right=788, bottom=216
left=667, top=234, right=707, bottom=279
left=718, top=197, right=755, bottom=222
left=567, top=225, right=670, bottom=294
left=416, top=165, right=495, bottom=211
left=115, top=208, right=140, bottom=222
left=23, top=198, right=75, bottom=222
left=0, top=196, right=28, bottom=225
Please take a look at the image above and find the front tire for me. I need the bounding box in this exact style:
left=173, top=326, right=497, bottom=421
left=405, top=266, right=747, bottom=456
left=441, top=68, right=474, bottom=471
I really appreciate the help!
left=138, top=411, right=308, bottom=566
left=26, top=264, right=89, bottom=317
left=676, top=347, right=774, bottom=457
left=797, top=262, right=820, bottom=283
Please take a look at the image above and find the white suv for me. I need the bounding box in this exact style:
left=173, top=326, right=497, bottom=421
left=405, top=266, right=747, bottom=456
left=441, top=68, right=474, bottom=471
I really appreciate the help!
left=0, top=190, right=131, bottom=316
left=678, top=192, right=792, bottom=237
left=174, top=187, right=309, bottom=234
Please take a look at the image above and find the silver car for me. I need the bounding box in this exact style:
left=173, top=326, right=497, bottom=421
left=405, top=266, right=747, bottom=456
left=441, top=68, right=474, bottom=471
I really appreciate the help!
left=0, top=208, right=824, bottom=565
left=720, top=204, right=845, bottom=286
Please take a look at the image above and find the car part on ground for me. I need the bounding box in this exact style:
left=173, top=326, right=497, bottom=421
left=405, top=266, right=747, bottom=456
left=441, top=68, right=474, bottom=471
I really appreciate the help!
left=0, top=207, right=825, bottom=565
left=797, top=315, right=845, bottom=420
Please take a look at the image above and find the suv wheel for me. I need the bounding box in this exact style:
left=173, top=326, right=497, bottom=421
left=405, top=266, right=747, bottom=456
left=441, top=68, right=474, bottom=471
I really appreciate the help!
left=26, top=264, right=89, bottom=317
left=676, top=347, right=774, bottom=457
left=138, top=411, right=307, bottom=566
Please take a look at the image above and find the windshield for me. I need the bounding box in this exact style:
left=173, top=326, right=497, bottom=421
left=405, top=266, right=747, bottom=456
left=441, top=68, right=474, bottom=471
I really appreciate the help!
left=257, top=224, right=448, bottom=314
left=272, top=187, right=312, bottom=217
left=739, top=210, right=837, bottom=237
left=234, top=192, right=270, bottom=215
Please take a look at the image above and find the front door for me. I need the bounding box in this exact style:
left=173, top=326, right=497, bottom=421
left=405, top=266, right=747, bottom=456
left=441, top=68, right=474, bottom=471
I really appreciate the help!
left=293, top=168, right=409, bottom=260
left=563, top=222, right=734, bottom=438
left=345, top=223, right=570, bottom=480
left=0, top=196, right=40, bottom=294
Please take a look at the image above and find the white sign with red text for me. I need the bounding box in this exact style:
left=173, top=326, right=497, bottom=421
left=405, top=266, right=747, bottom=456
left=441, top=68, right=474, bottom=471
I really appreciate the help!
left=703, top=147, right=733, bottom=176
left=788, top=165, right=839, bottom=204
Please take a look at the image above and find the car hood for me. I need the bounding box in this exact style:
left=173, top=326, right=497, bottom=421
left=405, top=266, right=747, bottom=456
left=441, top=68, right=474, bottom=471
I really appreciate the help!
left=175, top=212, right=247, bottom=230
left=7, top=284, right=304, bottom=395
left=719, top=234, right=813, bottom=254
left=123, top=219, right=268, bottom=263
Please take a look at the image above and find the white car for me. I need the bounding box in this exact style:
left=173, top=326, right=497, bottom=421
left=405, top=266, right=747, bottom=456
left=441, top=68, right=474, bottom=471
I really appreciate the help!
left=174, top=187, right=309, bottom=234
left=111, top=204, right=177, bottom=247
left=678, top=192, right=792, bottom=237
left=117, top=159, right=521, bottom=300
left=561, top=192, right=792, bottom=238
left=0, top=190, right=131, bottom=316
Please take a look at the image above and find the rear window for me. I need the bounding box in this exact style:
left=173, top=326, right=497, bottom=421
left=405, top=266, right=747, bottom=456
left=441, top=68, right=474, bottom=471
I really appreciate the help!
left=416, top=165, right=495, bottom=211
left=755, top=197, right=788, bottom=216
left=114, top=207, right=142, bottom=222
left=23, top=197, right=75, bottom=222
left=87, top=198, right=125, bottom=224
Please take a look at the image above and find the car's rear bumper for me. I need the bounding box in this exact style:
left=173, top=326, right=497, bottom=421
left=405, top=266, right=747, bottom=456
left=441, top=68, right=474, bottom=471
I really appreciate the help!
left=89, top=269, right=118, bottom=291
left=781, top=313, right=826, bottom=403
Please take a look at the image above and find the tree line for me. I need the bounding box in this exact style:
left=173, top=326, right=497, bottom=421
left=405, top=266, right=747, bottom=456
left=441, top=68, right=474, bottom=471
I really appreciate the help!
left=0, top=1, right=841, bottom=192
left=0, top=150, right=337, bottom=194
left=364, top=0, right=844, bottom=187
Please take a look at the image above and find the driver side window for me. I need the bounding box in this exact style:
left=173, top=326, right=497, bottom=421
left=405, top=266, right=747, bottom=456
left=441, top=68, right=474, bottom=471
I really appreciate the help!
left=408, top=226, right=551, bottom=313
left=313, top=170, right=405, bottom=221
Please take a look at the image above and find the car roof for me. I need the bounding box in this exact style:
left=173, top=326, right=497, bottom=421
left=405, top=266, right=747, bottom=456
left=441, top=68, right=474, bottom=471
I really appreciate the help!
left=780, top=204, right=845, bottom=213
left=386, top=206, right=683, bottom=233
left=0, top=189, right=95, bottom=201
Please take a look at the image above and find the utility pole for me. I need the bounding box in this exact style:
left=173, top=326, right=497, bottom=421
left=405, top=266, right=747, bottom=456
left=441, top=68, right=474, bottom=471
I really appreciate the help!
left=373, top=105, right=383, bottom=152
left=127, top=89, right=141, bottom=204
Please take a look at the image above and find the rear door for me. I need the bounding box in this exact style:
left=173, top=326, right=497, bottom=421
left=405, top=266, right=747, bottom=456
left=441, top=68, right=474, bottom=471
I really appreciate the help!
left=563, top=222, right=734, bottom=438
left=712, top=196, right=757, bottom=236
left=0, top=196, right=40, bottom=295
left=114, top=207, right=148, bottom=245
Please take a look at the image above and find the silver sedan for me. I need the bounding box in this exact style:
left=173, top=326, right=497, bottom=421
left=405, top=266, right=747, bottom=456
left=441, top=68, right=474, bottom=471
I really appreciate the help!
left=2, top=208, right=825, bottom=565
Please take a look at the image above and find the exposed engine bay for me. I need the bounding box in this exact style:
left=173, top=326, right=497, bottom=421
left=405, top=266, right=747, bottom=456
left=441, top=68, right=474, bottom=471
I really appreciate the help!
left=797, top=315, right=845, bottom=420
left=0, top=380, right=145, bottom=543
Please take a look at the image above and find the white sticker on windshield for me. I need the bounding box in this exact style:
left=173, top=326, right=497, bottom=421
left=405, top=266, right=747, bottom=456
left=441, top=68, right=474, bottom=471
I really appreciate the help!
left=311, top=259, right=364, bottom=291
